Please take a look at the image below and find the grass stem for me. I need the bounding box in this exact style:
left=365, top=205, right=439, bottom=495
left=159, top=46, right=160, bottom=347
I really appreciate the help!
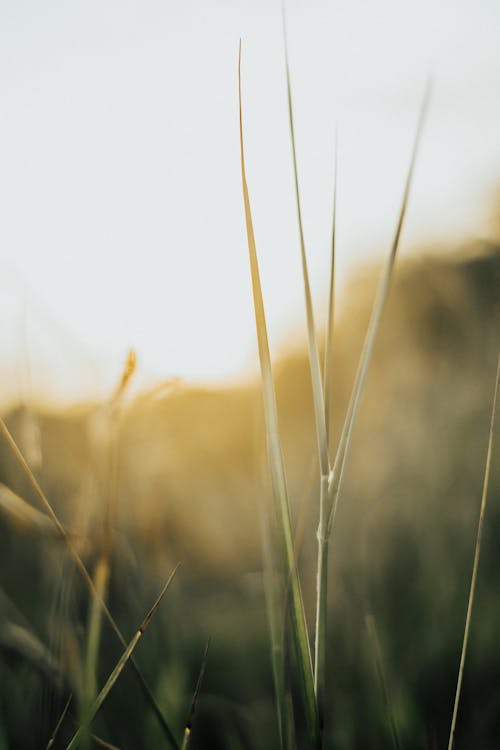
left=238, top=40, right=319, bottom=748
left=447, top=353, right=500, bottom=750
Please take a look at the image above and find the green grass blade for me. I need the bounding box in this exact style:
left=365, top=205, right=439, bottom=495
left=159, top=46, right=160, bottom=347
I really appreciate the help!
left=46, top=694, right=73, bottom=750
left=313, top=133, right=338, bottom=730
left=238, top=41, right=319, bottom=747
left=180, top=638, right=210, bottom=750
left=281, top=12, right=332, bottom=729
left=447, top=354, right=500, bottom=750
left=65, top=567, right=178, bottom=750
left=0, top=416, right=180, bottom=750
left=281, top=5, right=329, bottom=481
left=326, top=80, right=432, bottom=535
left=323, top=129, right=338, bottom=449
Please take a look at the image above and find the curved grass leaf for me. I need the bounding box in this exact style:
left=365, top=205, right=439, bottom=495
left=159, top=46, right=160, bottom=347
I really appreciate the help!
left=326, top=79, right=432, bottom=535
left=238, top=41, right=319, bottom=748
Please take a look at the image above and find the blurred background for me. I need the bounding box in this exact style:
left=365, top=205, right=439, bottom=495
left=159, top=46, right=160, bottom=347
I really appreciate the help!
left=0, top=1, right=500, bottom=749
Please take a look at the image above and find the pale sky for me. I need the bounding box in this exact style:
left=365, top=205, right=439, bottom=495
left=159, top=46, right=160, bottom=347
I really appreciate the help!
left=1, top=0, right=500, bottom=404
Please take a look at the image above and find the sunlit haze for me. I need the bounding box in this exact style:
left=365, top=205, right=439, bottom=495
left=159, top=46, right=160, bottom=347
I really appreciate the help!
left=1, top=0, right=500, bottom=404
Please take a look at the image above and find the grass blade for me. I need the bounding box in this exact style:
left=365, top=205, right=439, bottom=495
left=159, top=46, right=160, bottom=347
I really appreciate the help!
left=312, top=81, right=431, bottom=735
left=238, top=41, right=319, bottom=747
left=326, top=79, right=432, bottom=534
left=314, top=131, right=337, bottom=730
left=46, top=694, right=73, bottom=750
left=281, top=8, right=332, bottom=730
left=46, top=695, right=123, bottom=750
left=281, top=3, right=329, bottom=481
left=65, top=567, right=178, bottom=750
left=323, top=129, right=338, bottom=449
left=180, top=638, right=211, bottom=750
left=447, top=353, right=500, bottom=750
left=0, top=416, right=180, bottom=750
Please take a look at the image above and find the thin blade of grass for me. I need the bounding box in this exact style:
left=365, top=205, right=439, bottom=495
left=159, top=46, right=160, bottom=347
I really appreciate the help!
left=281, top=4, right=329, bottom=481
left=313, top=83, right=430, bottom=736
left=46, top=695, right=123, bottom=750
left=281, top=9, right=331, bottom=730
left=46, top=694, right=73, bottom=750
left=0, top=416, right=180, bottom=750
left=323, top=129, right=338, bottom=450
left=365, top=614, right=401, bottom=750
left=180, top=638, right=211, bottom=750
left=238, top=41, right=319, bottom=747
left=65, top=567, right=178, bottom=750
left=447, top=353, right=500, bottom=750
left=326, top=79, right=432, bottom=534
left=313, top=131, right=337, bottom=728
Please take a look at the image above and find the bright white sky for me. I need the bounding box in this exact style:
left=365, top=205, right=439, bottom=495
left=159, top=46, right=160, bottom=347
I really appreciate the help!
left=1, top=0, right=500, bottom=404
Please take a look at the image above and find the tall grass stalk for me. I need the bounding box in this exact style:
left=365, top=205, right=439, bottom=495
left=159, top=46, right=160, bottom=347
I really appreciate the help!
left=447, top=353, right=500, bottom=750
left=281, top=8, right=331, bottom=732
left=65, top=567, right=177, bottom=750
left=0, top=416, right=180, bottom=750
left=315, top=81, right=431, bottom=736
left=238, top=42, right=319, bottom=748
left=323, top=130, right=338, bottom=449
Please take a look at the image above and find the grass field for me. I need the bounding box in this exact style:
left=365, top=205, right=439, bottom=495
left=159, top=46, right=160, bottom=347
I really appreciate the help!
left=0, top=236, right=499, bottom=748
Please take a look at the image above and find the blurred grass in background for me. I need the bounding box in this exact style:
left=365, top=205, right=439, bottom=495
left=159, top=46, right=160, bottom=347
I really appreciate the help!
left=0, top=242, right=499, bottom=749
